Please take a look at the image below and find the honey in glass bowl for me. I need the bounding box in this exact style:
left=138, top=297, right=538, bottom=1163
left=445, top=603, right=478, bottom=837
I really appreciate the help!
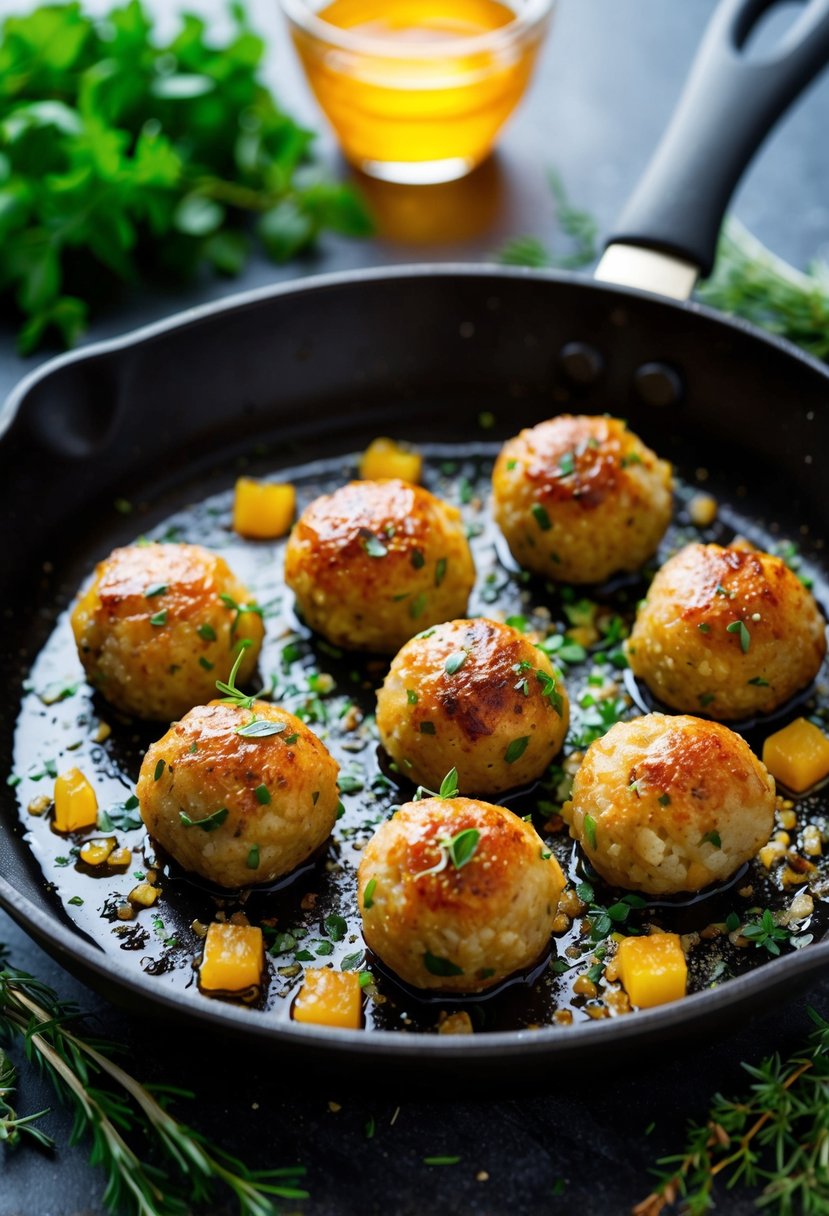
left=281, top=0, right=555, bottom=183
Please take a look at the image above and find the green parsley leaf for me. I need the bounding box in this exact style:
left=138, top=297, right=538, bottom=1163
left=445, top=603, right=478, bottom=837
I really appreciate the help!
left=363, top=878, right=377, bottom=909
left=149, top=609, right=168, bottom=627
left=583, top=814, right=597, bottom=850
left=445, top=828, right=480, bottom=868
left=254, top=784, right=271, bottom=805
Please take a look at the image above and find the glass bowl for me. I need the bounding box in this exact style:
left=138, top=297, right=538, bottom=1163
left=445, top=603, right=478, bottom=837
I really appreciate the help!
left=280, top=0, right=555, bottom=184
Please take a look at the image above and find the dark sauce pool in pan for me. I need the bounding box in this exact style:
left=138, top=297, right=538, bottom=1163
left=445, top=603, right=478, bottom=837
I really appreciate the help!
left=10, top=448, right=829, bottom=1034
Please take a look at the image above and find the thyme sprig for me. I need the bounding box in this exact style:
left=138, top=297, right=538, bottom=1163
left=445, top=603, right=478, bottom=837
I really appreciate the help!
left=635, top=1008, right=829, bottom=1216
left=0, top=948, right=307, bottom=1215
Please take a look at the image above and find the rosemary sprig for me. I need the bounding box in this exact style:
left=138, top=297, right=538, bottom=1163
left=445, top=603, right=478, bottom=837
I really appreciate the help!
left=0, top=947, right=307, bottom=1215
left=635, top=1007, right=829, bottom=1215
left=0, top=1046, right=53, bottom=1150
left=496, top=179, right=829, bottom=359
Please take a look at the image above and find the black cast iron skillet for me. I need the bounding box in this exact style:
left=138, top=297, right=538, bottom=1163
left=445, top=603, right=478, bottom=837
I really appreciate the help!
left=2, top=0, right=829, bottom=1080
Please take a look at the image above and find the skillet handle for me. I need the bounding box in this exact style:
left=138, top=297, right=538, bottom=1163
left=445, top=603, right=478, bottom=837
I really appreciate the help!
left=596, top=0, right=829, bottom=298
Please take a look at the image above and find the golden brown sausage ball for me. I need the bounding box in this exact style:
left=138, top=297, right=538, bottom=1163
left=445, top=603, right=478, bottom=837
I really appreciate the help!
left=562, top=714, right=775, bottom=894
left=137, top=701, right=339, bottom=888
left=376, top=618, right=569, bottom=795
left=284, top=479, right=474, bottom=653
left=358, top=797, right=565, bottom=991
left=492, top=415, right=673, bottom=584
left=70, top=543, right=264, bottom=721
left=627, top=543, right=826, bottom=720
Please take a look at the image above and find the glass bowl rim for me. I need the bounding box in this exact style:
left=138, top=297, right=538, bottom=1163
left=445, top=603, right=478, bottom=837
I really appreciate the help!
left=278, top=0, right=555, bottom=59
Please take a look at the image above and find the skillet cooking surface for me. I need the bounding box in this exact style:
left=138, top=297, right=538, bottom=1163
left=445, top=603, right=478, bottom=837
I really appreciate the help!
left=3, top=267, right=829, bottom=1072
left=10, top=441, right=829, bottom=1036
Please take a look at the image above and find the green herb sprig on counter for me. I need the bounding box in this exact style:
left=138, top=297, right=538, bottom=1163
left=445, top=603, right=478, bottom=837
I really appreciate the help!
left=497, top=180, right=829, bottom=357
left=0, top=945, right=307, bottom=1215
left=636, top=1008, right=829, bottom=1216
left=0, top=0, right=372, bottom=354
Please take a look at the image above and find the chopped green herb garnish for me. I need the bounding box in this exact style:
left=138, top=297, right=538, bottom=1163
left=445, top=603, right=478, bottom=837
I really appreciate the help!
left=149, top=610, right=168, bottom=627
left=145, top=584, right=168, bottom=598
left=658, top=793, right=671, bottom=807
left=247, top=846, right=260, bottom=869
left=420, top=721, right=436, bottom=735
left=726, top=619, right=751, bottom=652
left=153, top=759, right=166, bottom=782
left=409, top=593, right=428, bottom=619
left=179, top=807, right=228, bottom=832
left=236, top=718, right=287, bottom=739
left=700, top=831, right=722, bottom=848
left=434, top=558, right=448, bottom=587
left=410, top=548, right=425, bottom=570
left=444, top=650, right=468, bottom=676
left=504, top=736, right=530, bottom=764
left=748, top=676, right=770, bottom=686
left=423, top=1156, right=461, bottom=1166
left=254, top=784, right=271, bottom=805
left=697, top=622, right=711, bottom=634
left=198, top=657, right=214, bottom=671
left=406, top=688, right=418, bottom=705
left=439, top=768, right=459, bottom=799
left=341, top=951, right=364, bottom=971
left=363, top=878, right=377, bottom=909
left=197, top=623, right=217, bottom=642
left=531, top=503, right=552, bottom=531
left=423, top=952, right=463, bottom=977
left=359, top=529, right=387, bottom=559
left=557, top=452, right=575, bottom=477
left=67, top=896, right=84, bottom=907
left=583, top=814, right=597, bottom=850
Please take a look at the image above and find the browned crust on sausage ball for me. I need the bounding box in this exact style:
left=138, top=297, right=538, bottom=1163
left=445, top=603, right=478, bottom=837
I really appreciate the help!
left=70, top=543, right=264, bottom=721
left=562, top=714, right=776, bottom=893
left=284, top=479, right=475, bottom=653
left=358, top=797, right=565, bottom=991
left=376, top=618, right=569, bottom=794
left=627, top=543, right=826, bottom=719
left=492, top=415, right=672, bottom=583
left=137, top=700, right=339, bottom=888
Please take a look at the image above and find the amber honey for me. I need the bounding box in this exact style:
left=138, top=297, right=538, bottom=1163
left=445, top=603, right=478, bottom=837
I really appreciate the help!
left=282, top=0, right=554, bottom=182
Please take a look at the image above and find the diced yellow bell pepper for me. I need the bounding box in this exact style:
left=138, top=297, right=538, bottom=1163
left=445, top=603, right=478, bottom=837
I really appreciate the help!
left=293, top=968, right=362, bottom=1030
left=53, top=768, right=98, bottom=833
left=762, top=717, right=829, bottom=793
left=79, top=837, right=116, bottom=866
left=107, top=846, right=132, bottom=870
left=128, top=882, right=160, bottom=908
left=359, top=437, right=422, bottom=484
left=232, top=478, right=295, bottom=540
left=616, top=933, right=687, bottom=1009
left=199, top=922, right=264, bottom=1001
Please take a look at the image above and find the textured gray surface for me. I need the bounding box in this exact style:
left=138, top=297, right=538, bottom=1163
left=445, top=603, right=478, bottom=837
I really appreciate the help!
left=2, top=0, right=829, bottom=1213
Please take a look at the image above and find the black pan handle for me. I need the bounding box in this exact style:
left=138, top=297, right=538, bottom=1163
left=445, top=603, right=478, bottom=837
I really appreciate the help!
left=604, top=0, right=829, bottom=279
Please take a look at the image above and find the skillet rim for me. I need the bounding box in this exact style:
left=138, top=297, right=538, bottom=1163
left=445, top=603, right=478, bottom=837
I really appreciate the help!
left=2, top=260, right=829, bottom=1060
left=3, top=260, right=829, bottom=429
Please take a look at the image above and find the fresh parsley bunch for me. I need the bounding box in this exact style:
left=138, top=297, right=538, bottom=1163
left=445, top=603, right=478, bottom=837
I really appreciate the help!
left=0, top=0, right=373, bottom=353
